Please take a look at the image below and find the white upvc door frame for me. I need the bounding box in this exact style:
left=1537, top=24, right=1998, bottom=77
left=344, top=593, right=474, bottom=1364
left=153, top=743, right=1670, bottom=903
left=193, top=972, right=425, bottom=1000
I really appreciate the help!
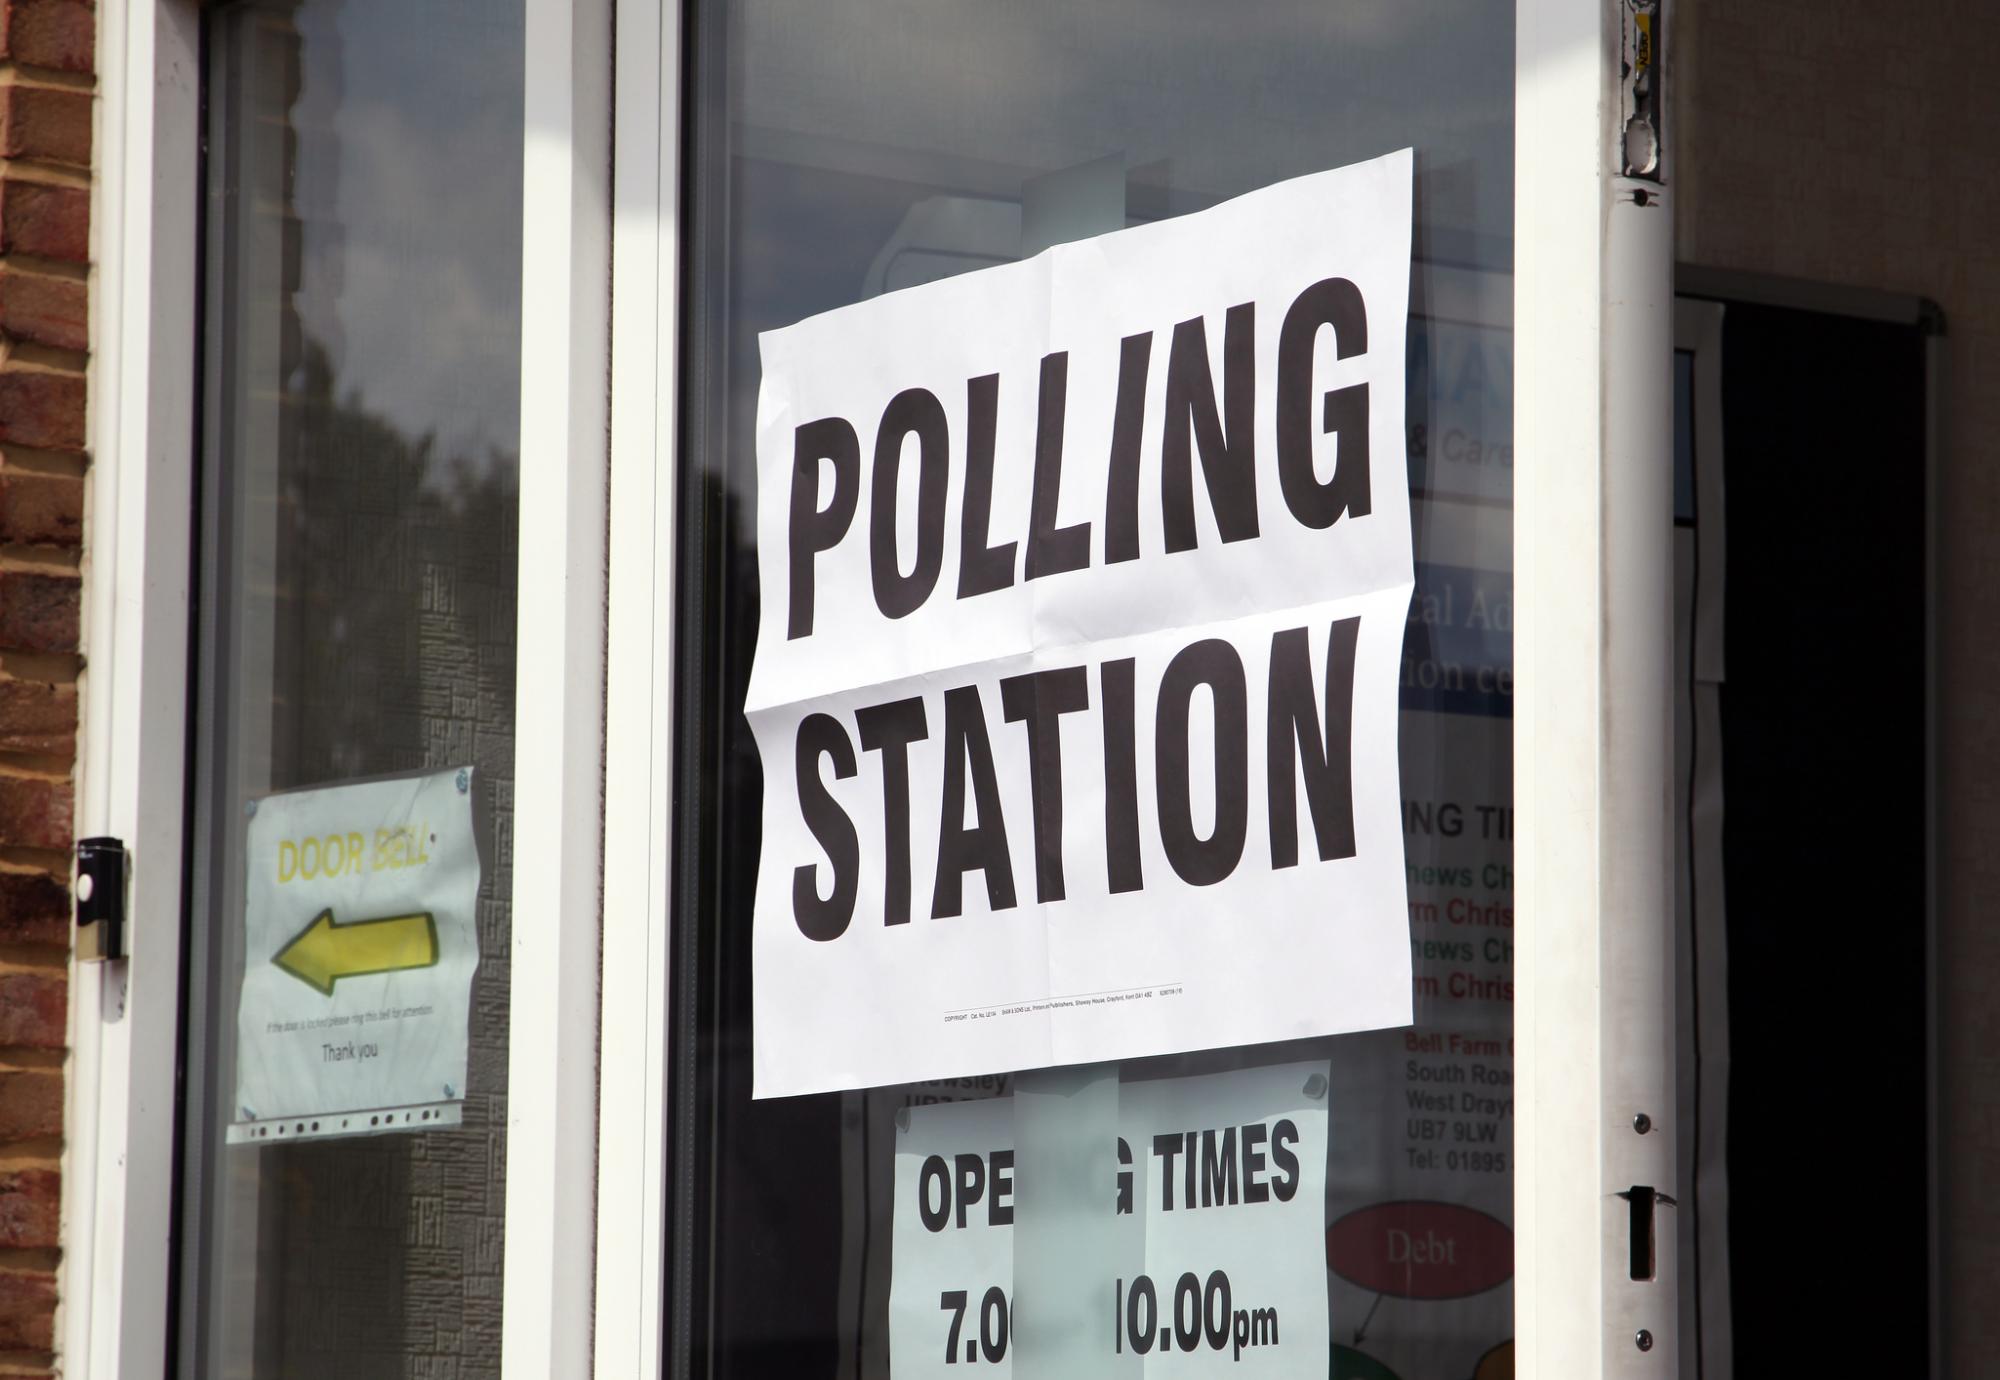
left=1515, top=0, right=1680, bottom=1377
left=70, top=0, right=1676, bottom=1375
left=592, top=0, right=685, bottom=1372
left=499, top=0, right=615, bottom=1374
left=63, top=0, right=202, bottom=1374
left=66, top=0, right=618, bottom=1375
left=590, top=3, right=1681, bottom=1378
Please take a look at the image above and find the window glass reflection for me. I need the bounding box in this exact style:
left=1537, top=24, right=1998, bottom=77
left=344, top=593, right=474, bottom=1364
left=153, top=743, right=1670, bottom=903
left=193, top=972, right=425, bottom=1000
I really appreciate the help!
left=675, top=3, right=1516, bottom=1376
left=179, top=3, right=523, bottom=1375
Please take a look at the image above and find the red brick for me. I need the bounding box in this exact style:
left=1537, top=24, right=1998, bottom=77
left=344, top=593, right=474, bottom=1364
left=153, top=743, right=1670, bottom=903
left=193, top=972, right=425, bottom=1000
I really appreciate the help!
left=0, top=267, right=84, bottom=351
left=0, top=871, right=65, bottom=947
left=0, top=1169, right=56, bottom=1248
left=0, top=1071, right=59, bottom=1140
left=0, top=0, right=93, bottom=76
left=0, top=676, right=73, bottom=756
left=0, top=772, right=68, bottom=852
left=0, top=972, right=62, bottom=1049
left=0, top=1269, right=53, bottom=1351
left=0, top=85, right=89, bottom=168
left=0, top=571, right=77, bottom=652
left=0, top=470, right=81, bottom=546
left=0, top=367, right=82, bottom=451
left=0, top=178, right=86, bottom=262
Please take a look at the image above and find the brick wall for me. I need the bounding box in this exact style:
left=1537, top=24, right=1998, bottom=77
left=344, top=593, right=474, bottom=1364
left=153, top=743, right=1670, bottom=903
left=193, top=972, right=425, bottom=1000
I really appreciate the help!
left=0, top=0, right=90, bottom=1371
left=1676, top=0, right=1999, bottom=1370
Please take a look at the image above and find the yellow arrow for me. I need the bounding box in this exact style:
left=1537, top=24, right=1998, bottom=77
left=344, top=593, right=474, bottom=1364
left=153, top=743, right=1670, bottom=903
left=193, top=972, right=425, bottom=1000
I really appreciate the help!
left=273, top=907, right=438, bottom=996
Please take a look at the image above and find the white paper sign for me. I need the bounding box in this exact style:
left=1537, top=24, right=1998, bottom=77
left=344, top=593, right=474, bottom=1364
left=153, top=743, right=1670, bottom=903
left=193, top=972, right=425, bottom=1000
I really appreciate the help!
left=890, top=1062, right=1330, bottom=1376
left=232, top=767, right=481, bottom=1135
left=751, top=151, right=1415, bottom=1097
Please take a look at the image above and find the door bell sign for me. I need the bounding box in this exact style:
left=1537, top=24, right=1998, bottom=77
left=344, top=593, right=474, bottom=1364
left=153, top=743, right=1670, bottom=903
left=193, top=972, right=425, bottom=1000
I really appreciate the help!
left=230, top=767, right=481, bottom=1141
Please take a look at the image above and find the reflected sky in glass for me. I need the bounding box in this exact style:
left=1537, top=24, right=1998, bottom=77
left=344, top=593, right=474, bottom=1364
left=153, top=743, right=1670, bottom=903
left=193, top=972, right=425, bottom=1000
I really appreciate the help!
left=737, top=0, right=1511, bottom=263
left=287, top=0, right=524, bottom=470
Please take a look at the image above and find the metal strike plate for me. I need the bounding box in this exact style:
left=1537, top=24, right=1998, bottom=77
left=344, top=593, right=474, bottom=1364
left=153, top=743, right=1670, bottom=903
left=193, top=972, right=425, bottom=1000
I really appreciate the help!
left=1617, top=1183, right=1678, bottom=1281
left=74, top=835, right=128, bottom=962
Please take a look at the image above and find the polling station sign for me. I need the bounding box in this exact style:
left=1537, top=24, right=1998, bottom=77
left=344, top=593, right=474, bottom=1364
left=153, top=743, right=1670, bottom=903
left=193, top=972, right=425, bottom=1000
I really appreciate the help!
left=231, top=767, right=480, bottom=1141
left=750, top=151, right=1416, bottom=1097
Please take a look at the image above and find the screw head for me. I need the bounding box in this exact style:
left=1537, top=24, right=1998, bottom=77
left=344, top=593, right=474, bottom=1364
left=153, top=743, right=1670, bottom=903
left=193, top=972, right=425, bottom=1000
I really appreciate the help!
left=1635, top=1329, right=1654, bottom=1353
left=1633, top=1112, right=1653, bottom=1135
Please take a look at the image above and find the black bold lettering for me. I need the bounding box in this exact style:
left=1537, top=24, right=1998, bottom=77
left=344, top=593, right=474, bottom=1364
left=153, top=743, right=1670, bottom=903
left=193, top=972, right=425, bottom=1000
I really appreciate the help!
left=919, top=1154, right=951, bottom=1231
left=953, top=1152, right=986, bottom=1228
left=1276, top=277, right=1371, bottom=528
left=932, top=686, right=1018, bottom=918
left=1102, top=659, right=1144, bottom=894
left=856, top=697, right=930, bottom=925
left=1201, top=1126, right=1238, bottom=1207
left=1270, top=1119, right=1301, bottom=1202
left=958, top=373, right=1016, bottom=597
left=792, top=712, right=858, bottom=941
left=1241, top=1121, right=1270, bottom=1203
left=1026, top=351, right=1090, bottom=579
left=1266, top=619, right=1360, bottom=868
left=999, top=666, right=1090, bottom=902
left=787, top=417, right=861, bottom=639
left=990, top=1149, right=1015, bottom=1226
left=1155, top=639, right=1249, bottom=887
left=1103, top=332, right=1152, bottom=564
left=870, top=388, right=949, bottom=619
left=1152, top=1132, right=1184, bottom=1211
left=1162, top=304, right=1258, bottom=552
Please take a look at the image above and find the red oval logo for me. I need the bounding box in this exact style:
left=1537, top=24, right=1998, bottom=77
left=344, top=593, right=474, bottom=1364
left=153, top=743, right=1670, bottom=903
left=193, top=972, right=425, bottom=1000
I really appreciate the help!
left=1326, top=1200, right=1513, bottom=1300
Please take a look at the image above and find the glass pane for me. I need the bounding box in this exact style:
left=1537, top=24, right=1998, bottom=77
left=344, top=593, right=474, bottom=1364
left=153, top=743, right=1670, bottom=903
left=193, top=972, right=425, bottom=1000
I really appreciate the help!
left=176, top=2, right=523, bottom=1375
left=674, top=4, right=1514, bottom=1377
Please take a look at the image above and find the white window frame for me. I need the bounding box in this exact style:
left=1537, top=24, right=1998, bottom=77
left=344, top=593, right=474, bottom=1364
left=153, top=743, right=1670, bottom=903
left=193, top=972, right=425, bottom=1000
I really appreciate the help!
left=592, top=0, right=684, bottom=1372
left=67, top=0, right=616, bottom=1375
left=1515, top=1, right=1679, bottom=1376
left=64, top=1, right=201, bottom=1373
left=592, top=3, right=1680, bottom=1378
left=69, top=0, right=1676, bottom=1376
left=499, top=0, right=614, bottom=1374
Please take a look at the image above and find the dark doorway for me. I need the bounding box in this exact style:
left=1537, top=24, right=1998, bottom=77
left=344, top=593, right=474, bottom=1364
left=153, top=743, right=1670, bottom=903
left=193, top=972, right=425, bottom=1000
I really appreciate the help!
left=1677, top=279, right=1935, bottom=1377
